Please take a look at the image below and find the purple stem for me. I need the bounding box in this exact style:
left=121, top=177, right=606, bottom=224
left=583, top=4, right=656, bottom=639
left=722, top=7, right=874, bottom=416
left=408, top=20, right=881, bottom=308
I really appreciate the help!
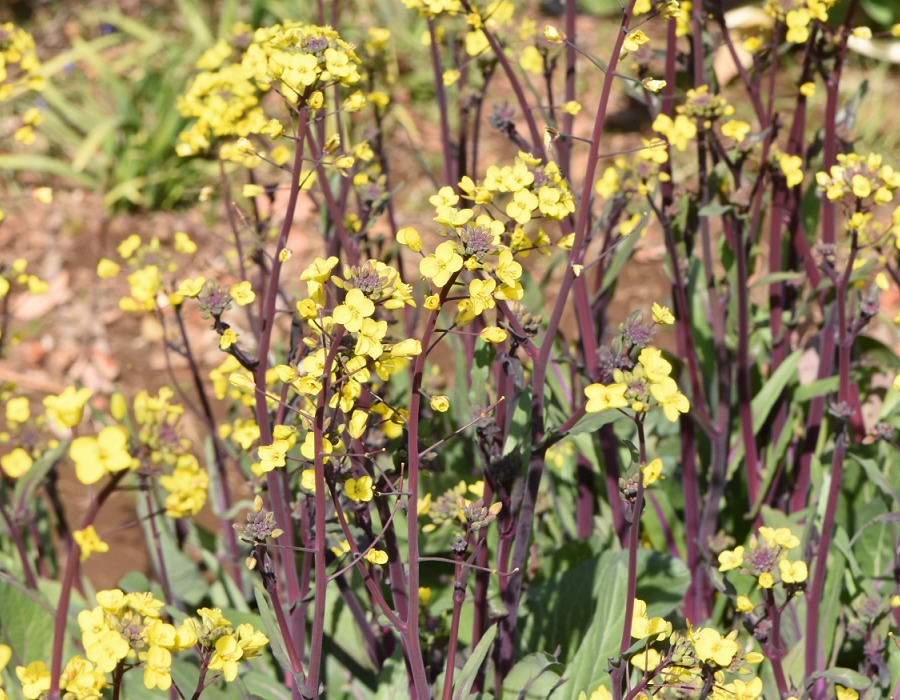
left=49, top=471, right=126, bottom=699
left=496, top=1, right=639, bottom=680
left=611, top=419, right=647, bottom=700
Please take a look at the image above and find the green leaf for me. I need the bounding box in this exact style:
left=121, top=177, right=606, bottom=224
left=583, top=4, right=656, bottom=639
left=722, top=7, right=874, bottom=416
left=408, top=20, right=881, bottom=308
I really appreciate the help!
left=453, top=623, right=498, bottom=700
left=252, top=586, right=309, bottom=695
left=563, top=410, right=621, bottom=437
left=794, top=376, right=839, bottom=403
left=374, top=647, right=410, bottom=700
left=71, top=115, right=124, bottom=172
left=13, top=440, right=68, bottom=507
left=749, top=271, right=806, bottom=288
left=0, top=578, right=56, bottom=665
left=801, top=180, right=821, bottom=240
left=500, top=652, right=564, bottom=699
left=698, top=202, right=734, bottom=217
left=809, top=667, right=869, bottom=690
left=0, top=154, right=97, bottom=187
left=521, top=549, right=688, bottom=700
left=240, top=670, right=294, bottom=700
left=729, top=349, right=802, bottom=471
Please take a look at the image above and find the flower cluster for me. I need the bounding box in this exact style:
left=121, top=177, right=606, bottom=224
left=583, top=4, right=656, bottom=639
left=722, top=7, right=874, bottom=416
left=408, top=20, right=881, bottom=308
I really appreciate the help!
left=585, top=345, right=689, bottom=423
left=628, top=598, right=764, bottom=698
left=815, top=152, right=899, bottom=206
left=177, top=22, right=361, bottom=157
left=37, top=589, right=271, bottom=696
left=717, top=525, right=808, bottom=593
left=765, top=0, right=838, bottom=44
left=0, top=23, right=45, bottom=163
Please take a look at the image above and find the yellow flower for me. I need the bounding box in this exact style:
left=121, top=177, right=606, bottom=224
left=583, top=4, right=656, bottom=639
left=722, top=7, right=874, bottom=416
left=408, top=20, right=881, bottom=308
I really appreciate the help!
left=348, top=410, right=368, bottom=440
left=693, top=627, right=738, bottom=667
left=721, top=120, right=751, bottom=143
left=543, top=25, right=565, bottom=43
left=785, top=8, right=811, bottom=43
left=758, top=572, right=774, bottom=589
left=729, top=677, right=762, bottom=699
left=257, top=440, right=290, bottom=473
left=230, top=280, right=256, bottom=306
left=836, top=686, right=859, bottom=700
left=799, top=82, right=815, bottom=97
left=641, top=78, right=666, bottom=92
left=235, top=623, right=268, bottom=659
left=96, top=258, right=121, bottom=279
left=397, top=226, right=423, bottom=253
left=651, top=302, right=675, bottom=325
left=652, top=113, right=697, bottom=152
left=301, top=469, right=316, bottom=491
left=779, top=154, right=804, bottom=188
left=638, top=347, right=673, bottom=383
left=160, top=455, right=209, bottom=518
left=430, top=395, right=450, bottom=413
left=519, top=46, right=544, bottom=75
left=143, top=645, right=172, bottom=691
left=208, top=634, right=243, bottom=682
left=73, top=526, right=109, bottom=561
left=33, top=187, right=53, bottom=204
left=117, top=234, right=142, bottom=259
left=176, top=276, right=206, bottom=298
left=630, top=647, right=661, bottom=672
left=736, top=595, right=755, bottom=612
left=365, top=549, right=388, bottom=565
left=345, top=476, right=375, bottom=502
left=43, top=386, right=93, bottom=429
left=562, top=100, right=582, bottom=115
left=70, top=426, right=133, bottom=485
left=84, top=629, right=130, bottom=673
left=718, top=546, right=744, bottom=572
left=220, top=328, right=238, bottom=350
left=354, top=317, right=388, bottom=359
left=468, top=278, right=496, bottom=316
left=333, top=288, right=375, bottom=333
left=419, top=587, right=432, bottom=606
left=622, top=29, right=649, bottom=53
left=174, top=231, right=197, bottom=254
left=6, top=396, right=31, bottom=423
left=1, top=448, right=33, bottom=479
left=300, top=256, right=339, bottom=283
left=850, top=174, right=871, bottom=199
left=649, top=377, right=690, bottom=421
left=472, top=326, right=505, bottom=346
left=779, top=559, right=808, bottom=584
left=300, top=432, right=333, bottom=463
left=641, top=458, right=664, bottom=486
left=584, top=383, right=628, bottom=413
left=16, top=661, right=51, bottom=700
left=390, top=339, right=422, bottom=357
left=420, top=240, right=464, bottom=287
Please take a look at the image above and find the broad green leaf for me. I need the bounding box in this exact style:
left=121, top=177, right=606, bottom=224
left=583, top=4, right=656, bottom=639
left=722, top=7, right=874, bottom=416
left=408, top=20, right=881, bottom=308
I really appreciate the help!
left=563, top=410, right=621, bottom=437
left=521, top=549, right=688, bottom=700
left=810, top=667, right=869, bottom=690
left=0, top=154, right=97, bottom=187
left=453, top=623, right=498, bottom=700
left=500, top=652, right=564, bottom=699
left=729, top=349, right=802, bottom=470
left=374, top=647, right=410, bottom=700
left=0, top=578, right=56, bottom=665
left=253, top=586, right=309, bottom=695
